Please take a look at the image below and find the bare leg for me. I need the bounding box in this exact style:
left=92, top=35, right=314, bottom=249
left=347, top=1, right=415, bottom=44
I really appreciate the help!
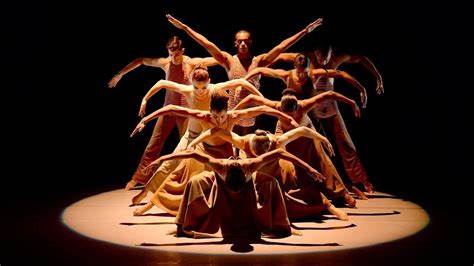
left=124, top=179, right=138, bottom=191
left=344, top=191, right=358, bottom=207
left=351, top=186, right=369, bottom=200
left=131, top=189, right=148, bottom=205
left=133, top=201, right=153, bottom=216
left=327, top=203, right=349, bottom=221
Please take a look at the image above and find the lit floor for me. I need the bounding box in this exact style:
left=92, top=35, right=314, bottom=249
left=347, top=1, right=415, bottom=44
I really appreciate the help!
left=61, top=189, right=429, bottom=255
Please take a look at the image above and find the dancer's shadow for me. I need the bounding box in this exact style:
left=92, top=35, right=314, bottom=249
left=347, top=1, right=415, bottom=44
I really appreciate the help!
left=129, top=203, right=147, bottom=207
left=347, top=210, right=401, bottom=216
left=291, top=223, right=357, bottom=230
left=120, top=222, right=175, bottom=226
left=138, top=237, right=340, bottom=253
left=140, top=212, right=175, bottom=218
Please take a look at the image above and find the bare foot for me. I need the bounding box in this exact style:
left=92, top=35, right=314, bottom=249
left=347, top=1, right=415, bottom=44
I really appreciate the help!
left=131, top=189, right=147, bottom=205
left=352, top=186, right=368, bottom=200
left=125, top=179, right=138, bottom=191
left=133, top=201, right=153, bottom=216
left=344, top=192, right=357, bottom=208
left=291, top=227, right=303, bottom=236
left=328, top=204, right=349, bottom=221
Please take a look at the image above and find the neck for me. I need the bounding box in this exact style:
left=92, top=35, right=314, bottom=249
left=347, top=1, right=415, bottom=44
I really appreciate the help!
left=171, top=55, right=184, bottom=65
left=237, top=51, right=252, bottom=61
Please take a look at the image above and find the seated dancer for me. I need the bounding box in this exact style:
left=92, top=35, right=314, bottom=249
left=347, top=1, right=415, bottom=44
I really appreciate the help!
left=234, top=90, right=362, bottom=207
left=130, top=93, right=298, bottom=215
left=145, top=149, right=327, bottom=239
left=166, top=14, right=323, bottom=135
left=274, top=46, right=384, bottom=193
left=108, top=36, right=218, bottom=190
left=187, top=127, right=349, bottom=220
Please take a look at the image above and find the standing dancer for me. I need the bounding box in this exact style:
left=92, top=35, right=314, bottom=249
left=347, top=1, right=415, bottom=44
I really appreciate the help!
left=166, top=14, right=323, bottom=135
left=108, top=36, right=218, bottom=190
left=275, top=46, right=384, bottom=192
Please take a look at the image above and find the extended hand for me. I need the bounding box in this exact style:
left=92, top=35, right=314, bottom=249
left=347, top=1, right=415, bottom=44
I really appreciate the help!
left=139, top=100, right=147, bottom=117
left=130, top=119, right=146, bottom=137
left=360, top=93, right=367, bottom=109
left=108, top=74, right=122, bottom=88
left=166, top=14, right=186, bottom=29
left=323, top=140, right=335, bottom=157
left=306, top=18, right=323, bottom=33
left=352, top=103, right=361, bottom=118
left=376, top=79, right=384, bottom=95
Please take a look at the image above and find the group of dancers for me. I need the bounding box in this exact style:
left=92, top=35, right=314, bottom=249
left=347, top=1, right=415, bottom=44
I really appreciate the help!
left=109, top=14, right=384, bottom=239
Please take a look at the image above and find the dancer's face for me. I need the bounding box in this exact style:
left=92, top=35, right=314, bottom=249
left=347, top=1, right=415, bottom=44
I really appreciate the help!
left=167, top=45, right=184, bottom=58
left=234, top=31, right=252, bottom=54
left=210, top=109, right=228, bottom=127
left=192, top=79, right=209, bottom=90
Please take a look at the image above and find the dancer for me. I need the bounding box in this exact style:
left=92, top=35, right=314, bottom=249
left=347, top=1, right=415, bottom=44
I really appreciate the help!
left=187, top=127, right=349, bottom=220
left=108, top=36, right=218, bottom=190
left=143, top=149, right=325, bottom=239
left=166, top=14, right=323, bottom=135
left=130, top=93, right=298, bottom=215
left=234, top=90, right=361, bottom=206
left=275, top=46, right=384, bottom=192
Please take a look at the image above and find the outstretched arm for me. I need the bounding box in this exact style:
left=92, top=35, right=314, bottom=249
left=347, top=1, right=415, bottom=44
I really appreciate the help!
left=233, top=94, right=278, bottom=110
left=131, top=105, right=207, bottom=137
left=213, top=79, right=263, bottom=97
left=232, top=106, right=299, bottom=129
left=166, top=14, right=231, bottom=70
left=108, top=57, right=166, bottom=88
left=271, top=53, right=299, bottom=65
left=139, top=80, right=192, bottom=117
left=144, top=150, right=224, bottom=176
left=339, top=55, right=384, bottom=95
left=248, top=149, right=325, bottom=182
left=188, top=127, right=246, bottom=150
left=275, top=127, right=334, bottom=156
left=299, top=91, right=361, bottom=118
left=258, top=18, right=323, bottom=66
left=311, top=69, right=368, bottom=108
left=244, top=67, right=289, bottom=83
left=188, top=57, right=220, bottom=68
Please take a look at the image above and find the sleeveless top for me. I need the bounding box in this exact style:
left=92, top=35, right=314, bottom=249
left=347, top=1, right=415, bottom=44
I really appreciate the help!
left=227, top=55, right=261, bottom=127
left=286, top=70, right=315, bottom=100
left=312, top=75, right=339, bottom=118
left=165, top=58, right=192, bottom=107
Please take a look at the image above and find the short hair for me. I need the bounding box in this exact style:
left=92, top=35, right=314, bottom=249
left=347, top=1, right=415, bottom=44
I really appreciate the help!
left=281, top=90, right=298, bottom=113
left=253, top=130, right=271, bottom=155
left=235, top=29, right=251, bottom=39
left=210, top=91, right=229, bottom=112
left=166, top=36, right=184, bottom=50
left=294, top=53, right=310, bottom=68
left=226, top=162, right=246, bottom=192
left=191, top=64, right=210, bottom=82
left=282, top=88, right=299, bottom=97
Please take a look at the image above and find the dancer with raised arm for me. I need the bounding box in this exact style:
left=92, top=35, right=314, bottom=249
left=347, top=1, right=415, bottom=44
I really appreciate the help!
left=274, top=45, right=384, bottom=193
left=130, top=93, right=298, bottom=215
left=234, top=89, right=361, bottom=206
left=166, top=14, right=323, bottom=135
left=187, top=127, right=349, bottom=220
left=144, top=149, right=325, bottom=239
left=108, top=36, right=218, bottom=190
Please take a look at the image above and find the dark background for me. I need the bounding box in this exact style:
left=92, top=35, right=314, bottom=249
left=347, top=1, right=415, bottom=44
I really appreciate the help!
left=3, top=0, right=470, bottom=265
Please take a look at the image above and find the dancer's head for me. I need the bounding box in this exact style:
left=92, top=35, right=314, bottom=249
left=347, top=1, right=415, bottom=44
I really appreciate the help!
left=191, top=64, right=210, bottom=89
left=252, top=130, right=271, bottom=155
left=280, top=89, right=299, bottom=115
left=226, top=162, right=247, bottom=192
left=234, top=30, right=252, bottom=54
left=314, top=44, right=333, bottom=66
left=294, top=53, right=311, bottom=73
left=166, top=36, right=184, bottom=57
left=210, top=91, right=229, bottom=126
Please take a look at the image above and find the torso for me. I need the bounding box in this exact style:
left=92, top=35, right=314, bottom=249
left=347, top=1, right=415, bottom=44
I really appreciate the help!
left=163, top=56, right=194, bottom=107
left=183, top=86, right=212, bottom=134
left=286, top=70, right=315, bottom=100
left=310, top=59, right=341, bottom=119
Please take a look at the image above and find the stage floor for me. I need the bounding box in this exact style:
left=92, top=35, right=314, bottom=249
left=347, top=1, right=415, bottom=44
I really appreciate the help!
left=62, top=189, right=429, bottom=255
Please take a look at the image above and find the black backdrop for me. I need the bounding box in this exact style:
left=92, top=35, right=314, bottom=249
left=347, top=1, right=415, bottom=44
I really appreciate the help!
left=4, top=0, right=470, bottom=264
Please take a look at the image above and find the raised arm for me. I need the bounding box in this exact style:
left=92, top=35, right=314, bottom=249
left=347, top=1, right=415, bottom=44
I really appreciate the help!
left=213, top=79, right=263, bottom=97
left=232, top=106, right=299, bottom=129
left=139, top=80, right=192, bottom=117
left=233, top=94, right=278, bottom=110
left=275, top=126, right=334, bottom=156
left=188, top=127, right=246, bottom=150
left=258, top=18, right=323, bottom=66
left=248, top=149, right=325, bottom=182
left=338, top=55, right=384, bottom=95
left=270, top=53, right=299, bottom=65
left=311, top=69, right=368, bottom=108
left=131, top=105, right=207, bottom=137
left=144, top=150, right=224, bottom=176
left=244, top=67, right=289, bottom=83
left=166, top=14, right=232, bottom=70
left=108, top=57, right=167, bottom=88
left=299, top=91, right=360, bottom=118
